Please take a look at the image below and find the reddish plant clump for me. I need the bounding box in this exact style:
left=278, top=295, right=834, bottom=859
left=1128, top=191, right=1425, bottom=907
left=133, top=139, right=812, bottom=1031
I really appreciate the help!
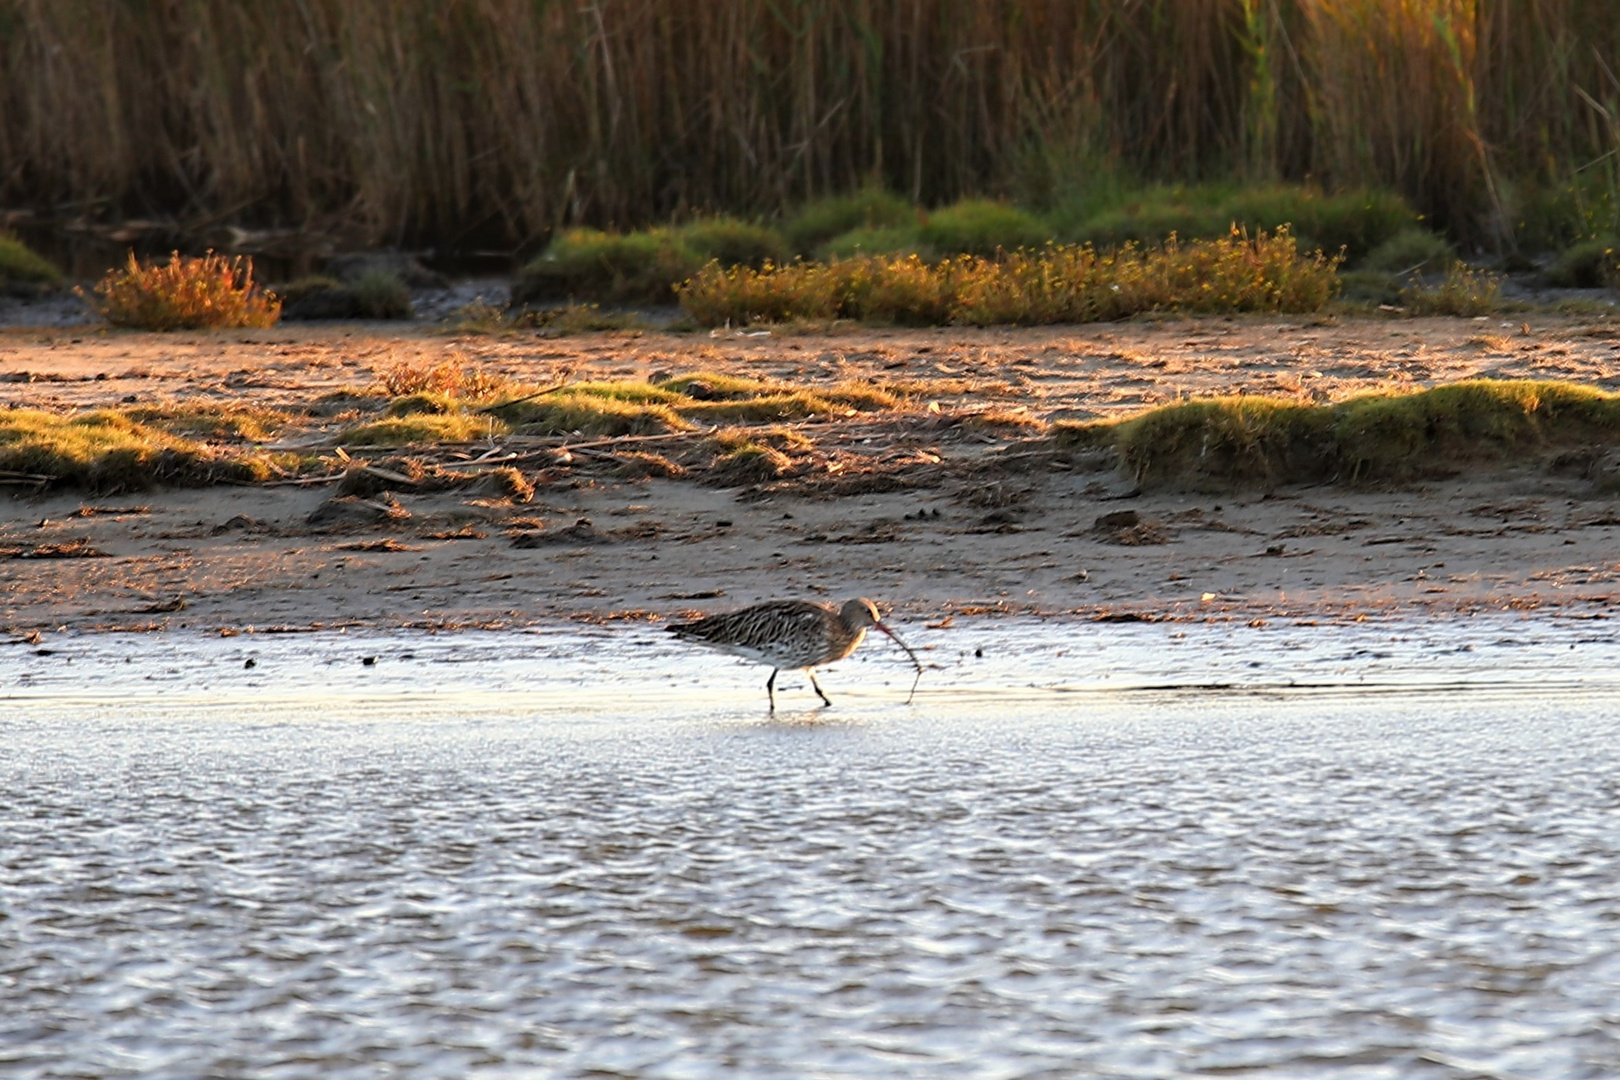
left=86, top=251, right=281, bottom=331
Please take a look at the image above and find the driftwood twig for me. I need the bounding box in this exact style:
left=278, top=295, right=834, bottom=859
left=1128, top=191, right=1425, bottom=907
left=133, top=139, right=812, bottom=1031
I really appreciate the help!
left=476, top=382, right=568, bottom=415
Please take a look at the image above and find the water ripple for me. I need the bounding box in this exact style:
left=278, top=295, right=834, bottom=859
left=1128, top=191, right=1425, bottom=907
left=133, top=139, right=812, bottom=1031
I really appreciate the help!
left=4, top=625, right=1620, bottom=1077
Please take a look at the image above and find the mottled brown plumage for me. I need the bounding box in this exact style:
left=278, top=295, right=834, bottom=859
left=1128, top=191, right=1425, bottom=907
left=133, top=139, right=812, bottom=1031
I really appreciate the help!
left=667, top=597, right=920, bottom=709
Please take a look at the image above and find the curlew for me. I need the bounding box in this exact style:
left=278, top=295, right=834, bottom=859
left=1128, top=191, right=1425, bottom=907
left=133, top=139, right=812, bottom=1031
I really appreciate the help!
left=666, top=597, right=921, bottom=710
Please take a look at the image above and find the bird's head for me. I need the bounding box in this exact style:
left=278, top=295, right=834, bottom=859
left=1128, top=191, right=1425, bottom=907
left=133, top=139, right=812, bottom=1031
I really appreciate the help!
left=841, top=597, right=889, bottom=636
left=842, top=597, right=922, bottom=679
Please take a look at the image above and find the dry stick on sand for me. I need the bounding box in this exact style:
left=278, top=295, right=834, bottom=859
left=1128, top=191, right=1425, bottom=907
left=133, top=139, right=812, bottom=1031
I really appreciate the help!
left=475, top=381, right=569, bottom=415
left=474, top=428, right=718, bottom=467
left=334, top=429, right=715, bottom=467
left=257, top=428, right=720, bottom=487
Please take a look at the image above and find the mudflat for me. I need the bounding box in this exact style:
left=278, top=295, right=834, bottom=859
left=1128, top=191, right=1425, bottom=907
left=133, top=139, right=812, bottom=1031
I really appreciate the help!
left=3, top=313, right=1619, bottom=635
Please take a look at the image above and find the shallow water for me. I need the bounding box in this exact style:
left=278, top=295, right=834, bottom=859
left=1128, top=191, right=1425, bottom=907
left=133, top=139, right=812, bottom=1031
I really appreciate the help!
left=6, top=613, right=1619, bottom=715
left=4, top=617, right=1620, bottom=1078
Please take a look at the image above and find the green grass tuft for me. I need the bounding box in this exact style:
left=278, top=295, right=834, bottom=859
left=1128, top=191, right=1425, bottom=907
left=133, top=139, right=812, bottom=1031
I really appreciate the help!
left=1361, top=229, right=1455, bottom=274
left=513, top=221, right=789, bottom=307
left=336, top=412, right=502, bottom=446
left=783, top=186, right=917, bottom=255
left=473, top=371, right=904, bottom=439
left=706, top=442, right=794, bottom=484
left=1055, top=184, right=1417, bottom=263
left=1543, top=239, right=1619, bottom=289
left=676, top=217, right=788, bottom=268
left=918, top=199, right=1048, bottom=258
left=1221, top=187, right=1417, bottom=263
left=123, top=403, right=292, bottom=441
left=823, top=380, right=901, bottom=410
left=279, top=272, right=413, bottom=320
left=681, top=391, right=849, bottom=423
left=0, top=408, right=274, bottom=491
left=501, top=391, right=692, bottom=437
left=1336, top=269, right=1403, bottom=306
left=658, top=372, right=777, bottom=399
left=1066, top=201, right=1215, bottom=252
left=513, top=228, right=702, bottom=306
left=0, top=232, right=63, bottom=287
left=558, top=380, right=686, bottom=405
left=1399, top=264, right=1503, bottom=316
left=348, top=270, right=414, bottom=319
left=1057, top=380, right=1620, bottom=489
left=818, top=224, right=927, bottom=261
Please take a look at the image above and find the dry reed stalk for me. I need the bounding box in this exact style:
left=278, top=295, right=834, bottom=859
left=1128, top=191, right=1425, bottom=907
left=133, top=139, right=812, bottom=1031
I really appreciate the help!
left=1, top=1, right=1618, bottom=248
left=1299, top=0, right=1483, bottom=237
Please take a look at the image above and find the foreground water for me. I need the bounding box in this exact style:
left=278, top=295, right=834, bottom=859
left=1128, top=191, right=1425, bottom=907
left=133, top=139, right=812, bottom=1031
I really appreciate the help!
left=4, top=617, right=1619, bottom=1078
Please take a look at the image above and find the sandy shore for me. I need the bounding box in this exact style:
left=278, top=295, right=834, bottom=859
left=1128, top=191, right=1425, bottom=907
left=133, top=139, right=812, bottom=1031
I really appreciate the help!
left=3, top=313, right=1620, bottom=635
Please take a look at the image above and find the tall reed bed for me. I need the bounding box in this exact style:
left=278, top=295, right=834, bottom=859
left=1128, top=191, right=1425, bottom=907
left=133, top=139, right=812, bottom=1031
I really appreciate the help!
left=1, top=1, right=1617, bottom=248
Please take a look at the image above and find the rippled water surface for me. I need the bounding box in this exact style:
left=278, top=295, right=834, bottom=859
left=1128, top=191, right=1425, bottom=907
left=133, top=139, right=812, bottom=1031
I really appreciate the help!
left=4, top=618, right=1620, bottom=1078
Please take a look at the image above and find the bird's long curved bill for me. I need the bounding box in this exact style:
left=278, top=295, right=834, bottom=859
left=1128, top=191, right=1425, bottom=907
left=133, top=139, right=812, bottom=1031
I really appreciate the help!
left=874, top=622, right=922, bottom=704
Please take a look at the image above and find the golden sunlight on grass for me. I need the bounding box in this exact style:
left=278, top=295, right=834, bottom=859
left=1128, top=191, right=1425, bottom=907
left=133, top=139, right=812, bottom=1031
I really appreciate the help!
left=479, top=371, right=900, bottom=437
left=1054, top=380, right=1620, bottom=489
left=334, top=412, right=504, bottom=447
left=0, top=409, right=279, bottom=491
left=85, top=251, right=281, bottom=331
left=123, top=403, right=294, bottom=442
left=16, top=364, right=1620, bottom=495
left=676, top=230, right=1340, bottom=327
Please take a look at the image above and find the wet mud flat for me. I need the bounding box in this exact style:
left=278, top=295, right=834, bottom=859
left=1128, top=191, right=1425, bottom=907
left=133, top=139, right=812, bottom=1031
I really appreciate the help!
left=4, top=462, right=1620, bottom=636
left=4, top=618, right=1620, bottom=1079
left=5, top=316, right=1620, bottom=633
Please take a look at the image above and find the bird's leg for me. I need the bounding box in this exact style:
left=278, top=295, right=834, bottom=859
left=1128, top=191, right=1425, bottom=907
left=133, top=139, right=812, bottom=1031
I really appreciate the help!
left=766, top=669, right=778, bottom=712
left=807, top=669, right=833, bottom=707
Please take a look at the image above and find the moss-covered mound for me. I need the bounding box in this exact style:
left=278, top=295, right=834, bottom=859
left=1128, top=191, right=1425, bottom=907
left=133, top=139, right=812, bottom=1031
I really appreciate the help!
left=280, top=272, right=414, bottom=320
left=1056, top=380, right=1620, bottom=489
left=0, top=233, right=63, bottom=291
left=512, top=219, right=788, bottom=307
left=480, top=371, right=897, bottom=437
left=0, top=409, right=279, bottom=491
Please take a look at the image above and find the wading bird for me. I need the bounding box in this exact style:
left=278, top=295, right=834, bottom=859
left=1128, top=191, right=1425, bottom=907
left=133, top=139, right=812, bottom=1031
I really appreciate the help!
left=667, top=597, right=921, bottom=710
